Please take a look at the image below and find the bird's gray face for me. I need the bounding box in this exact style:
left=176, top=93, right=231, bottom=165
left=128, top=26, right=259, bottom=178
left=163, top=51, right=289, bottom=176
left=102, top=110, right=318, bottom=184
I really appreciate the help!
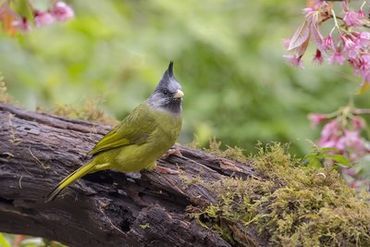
left=147, top=62, right=184, bottom=114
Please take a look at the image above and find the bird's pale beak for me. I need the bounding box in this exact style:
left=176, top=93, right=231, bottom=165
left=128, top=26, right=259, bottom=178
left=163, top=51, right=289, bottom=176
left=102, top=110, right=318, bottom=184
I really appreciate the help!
left=174, top=89, right=184, bottom=98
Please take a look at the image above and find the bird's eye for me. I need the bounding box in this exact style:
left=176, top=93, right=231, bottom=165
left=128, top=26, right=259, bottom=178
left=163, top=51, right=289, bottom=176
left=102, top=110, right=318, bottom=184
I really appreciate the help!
left=163, top=89, right=170, bottom=95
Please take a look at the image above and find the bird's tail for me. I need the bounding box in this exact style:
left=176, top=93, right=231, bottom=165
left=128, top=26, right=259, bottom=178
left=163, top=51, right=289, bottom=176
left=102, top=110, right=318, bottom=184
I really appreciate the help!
left=45, top=160, right=96, bottom=202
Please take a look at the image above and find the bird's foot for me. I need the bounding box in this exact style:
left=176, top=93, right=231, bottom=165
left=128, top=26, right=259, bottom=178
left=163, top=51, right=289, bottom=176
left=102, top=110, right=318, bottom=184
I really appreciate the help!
left=154, top=165, right=179, bottom=175
left=162, top=147, right=183, bottom=159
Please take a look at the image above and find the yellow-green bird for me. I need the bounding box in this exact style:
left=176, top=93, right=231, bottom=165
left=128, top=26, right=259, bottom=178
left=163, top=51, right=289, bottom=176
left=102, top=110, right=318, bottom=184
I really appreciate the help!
left=46, top=62, right=183, bottom=201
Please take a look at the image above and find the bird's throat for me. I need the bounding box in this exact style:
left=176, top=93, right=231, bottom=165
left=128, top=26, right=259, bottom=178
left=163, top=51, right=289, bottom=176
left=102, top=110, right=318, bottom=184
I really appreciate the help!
left=161, top=99, right=182, bottom=115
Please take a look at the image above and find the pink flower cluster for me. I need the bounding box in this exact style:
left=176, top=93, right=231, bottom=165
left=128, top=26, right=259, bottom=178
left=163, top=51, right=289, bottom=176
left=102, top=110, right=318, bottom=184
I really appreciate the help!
left=308, top=106, right=370, bottom=161
left=319, top=118, right=367, bottom=160
left=309, top=109, right=370, bottom=190
left=285, top=0, right=370, bottom=87
left=12, top=1, right=74, bottom=31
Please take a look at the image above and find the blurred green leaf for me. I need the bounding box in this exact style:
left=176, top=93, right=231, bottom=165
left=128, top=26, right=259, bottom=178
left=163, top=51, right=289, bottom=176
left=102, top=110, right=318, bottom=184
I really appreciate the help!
left=357, top=82, right=370, bottom=95
left=304, top=146, right=351, bottom=169
left=326, top=154, right=350, bottom=167
left=0, top=233, right=11, bottom=247
left=19, top=237, right=43, bottom=247
left=10, top=0, right=34, bottom=21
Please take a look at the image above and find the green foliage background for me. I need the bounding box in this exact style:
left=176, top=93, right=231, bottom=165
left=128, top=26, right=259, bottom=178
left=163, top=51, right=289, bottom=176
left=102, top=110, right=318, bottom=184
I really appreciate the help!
left=0, top=0, right=368, bottom=154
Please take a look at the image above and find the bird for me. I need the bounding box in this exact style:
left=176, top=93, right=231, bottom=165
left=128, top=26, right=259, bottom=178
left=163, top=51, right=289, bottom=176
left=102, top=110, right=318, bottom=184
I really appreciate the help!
left=46, top=62, right=183, bottom=202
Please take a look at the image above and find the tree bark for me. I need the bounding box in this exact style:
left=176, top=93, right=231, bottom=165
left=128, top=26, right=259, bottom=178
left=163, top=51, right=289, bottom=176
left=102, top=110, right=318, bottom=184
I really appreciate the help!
left=0, top=103, right=259, bottom=247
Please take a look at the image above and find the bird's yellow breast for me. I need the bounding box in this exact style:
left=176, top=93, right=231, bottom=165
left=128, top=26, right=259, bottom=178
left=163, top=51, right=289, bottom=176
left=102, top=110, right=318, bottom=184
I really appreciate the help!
left=111, top=109, right=181, bottom=172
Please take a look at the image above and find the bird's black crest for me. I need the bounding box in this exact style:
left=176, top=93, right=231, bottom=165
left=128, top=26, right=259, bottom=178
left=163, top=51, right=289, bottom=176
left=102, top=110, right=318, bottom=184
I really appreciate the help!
left=148, top=61, right=183, bottom=114
left=157, top=61, right=178, bottom=90
left=167, top=61, right=174, bottom=77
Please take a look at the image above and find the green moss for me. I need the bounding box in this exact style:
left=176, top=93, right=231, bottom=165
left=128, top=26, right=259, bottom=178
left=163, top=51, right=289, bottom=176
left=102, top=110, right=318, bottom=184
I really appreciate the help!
left=180, top=173, right=203, bottom=186
left=0, top=74, right=12, bottom=103
left=0, top=73, right=115, bottom=125
left=43, top=99, right=118, bottom=126
left=199, top=143, right=370, bottom=246
left=206, top=138, right=248, bottom=162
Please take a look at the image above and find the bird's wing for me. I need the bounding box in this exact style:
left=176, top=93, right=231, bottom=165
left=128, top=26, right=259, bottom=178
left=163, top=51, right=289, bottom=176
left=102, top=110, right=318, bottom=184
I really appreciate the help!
left=89, top=104, right=157, bottom=156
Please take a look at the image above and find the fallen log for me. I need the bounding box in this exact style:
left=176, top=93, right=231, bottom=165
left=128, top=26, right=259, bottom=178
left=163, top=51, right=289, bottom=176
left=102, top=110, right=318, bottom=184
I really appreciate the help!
left=2, top=103, right=370, bottom=247
left=0, top=103, right=259, bottom=247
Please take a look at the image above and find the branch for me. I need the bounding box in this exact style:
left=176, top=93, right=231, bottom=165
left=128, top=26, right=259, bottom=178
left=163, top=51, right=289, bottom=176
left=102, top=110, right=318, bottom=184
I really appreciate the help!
left=0, top=103, right=261, bottom=247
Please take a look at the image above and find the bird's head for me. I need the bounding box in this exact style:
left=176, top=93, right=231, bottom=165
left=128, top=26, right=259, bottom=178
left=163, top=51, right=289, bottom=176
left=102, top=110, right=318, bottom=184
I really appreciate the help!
left=147, top=61, right=184, bottom=114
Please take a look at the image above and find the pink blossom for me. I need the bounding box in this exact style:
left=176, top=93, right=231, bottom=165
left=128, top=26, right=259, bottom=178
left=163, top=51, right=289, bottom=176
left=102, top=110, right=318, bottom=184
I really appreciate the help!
left=308, top=113, right=327, bottom=126
left=342, top=35, right=361, bottom=59
left=303, top=7, right=316, bottom=15
left=343, top=10, right=365, bottom=26
left=319, top=119, right=341, bottom=148
left=357, top=54, right=370, bottom=71
left=352, top=117, right=366, bottom=130
left=359, top=32, right=370, bottom=44
left=284, top=0, right=370, bottom=90
left=306, top=0, right=327, bottom=11
left=12, top=17, right=31, bottom=32
left=362, top=72, right=370, bottom=82
left=313, top=49, right=323, bottom=64
left=342, top=167, right=357, bottom=177
left=342, top=36, right=356, bottom=50
left=329, top=50, right=345, bottom=65
left=317, top=117, right=369, bottom=161
left=51, top=1, right=74, bottom=22
left=284, top=54, right=303, bottom=68
left=321, top=35, right=334, bottom=51
left=349, top=31, right=370, bottom=47
left=350, top=180, right=362, bottom=189
left=352, top=54, right=370, bottom=82
left=34, top=11, right=55, bottom=27
left=336, top=130, right=367, bottom=160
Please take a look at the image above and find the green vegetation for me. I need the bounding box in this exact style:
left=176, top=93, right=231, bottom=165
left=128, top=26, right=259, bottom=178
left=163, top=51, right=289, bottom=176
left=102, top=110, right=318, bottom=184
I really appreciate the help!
left=45, top=100, right=118, bottom=125
left=0, top=73, right=12, bottom=103
left=0, top=233, right=11, bottom=247
left=0, top=233, right=66, bottom=247
left=199, top=144, right=370, bottom=246
left=1, top=0, right=368, bottom=154
left=1, top=1, right=370, bottom=246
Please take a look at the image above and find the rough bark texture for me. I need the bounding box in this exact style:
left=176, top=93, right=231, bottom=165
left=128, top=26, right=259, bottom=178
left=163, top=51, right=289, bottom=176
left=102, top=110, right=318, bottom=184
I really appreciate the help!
left=0, top=103, right=259, bottom=247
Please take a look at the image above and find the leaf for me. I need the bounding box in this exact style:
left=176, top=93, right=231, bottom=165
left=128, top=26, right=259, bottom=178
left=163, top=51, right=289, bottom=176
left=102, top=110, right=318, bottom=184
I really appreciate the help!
left=0, top=233, right=11, bottom=247
left=288, top=20, right=310, bottom=51
left=307, top=156, right=322, bottom=168
left=327, top=154, right=350, bottom=166
left=357, top=82, right=370, bottom=95
left=10, top=0, right=33, bottom=22
left=303, top=146, right=350, bottom=169
left=304, top=151, right=323, bottom=168
left=17, top=237, right=44, bottom=246
left=319, top=147, right=337, bottom=153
